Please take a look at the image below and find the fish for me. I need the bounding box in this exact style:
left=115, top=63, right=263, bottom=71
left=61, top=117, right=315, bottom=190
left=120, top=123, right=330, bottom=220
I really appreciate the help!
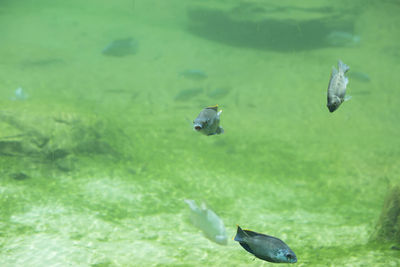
left=11, top=87, right=28, bottom=101
left=193, top=105, right=224, bottom=135
left=102, top=38, right=138, bottom=57
left=174, top=88, right=203, bottom=101
left=20, top=58, right=64, bottom=69
left=207, top=87, right=231, bottom=99
left=325, top=31, right=360, bottom=47
left=184, top=199, right=227, bottom=245
left=348, top=71, right=370, bottom=83
left=327, top=60, right=351, bottom=112
left=179, top=69, right=208, bottom=80
left=234, top=225, right=297, bottom=263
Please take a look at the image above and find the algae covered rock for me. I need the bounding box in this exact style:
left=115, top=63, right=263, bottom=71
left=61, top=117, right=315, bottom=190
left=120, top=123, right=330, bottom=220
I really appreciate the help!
left=0, top=110, right=122, bottom=174
left=371, top=185, right=400, bottom=243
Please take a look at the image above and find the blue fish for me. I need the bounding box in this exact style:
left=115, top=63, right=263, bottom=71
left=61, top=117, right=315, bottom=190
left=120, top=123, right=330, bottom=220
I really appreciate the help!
left=234, top=226, right=297, bottom=263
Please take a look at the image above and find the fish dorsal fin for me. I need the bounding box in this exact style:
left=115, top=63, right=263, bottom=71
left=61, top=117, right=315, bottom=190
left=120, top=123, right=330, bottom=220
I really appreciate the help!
left=243, top=229, right=278, bottom=241
left=243, top=229, right=260, bottom=237
left=206, top=105, right=218, bottom=112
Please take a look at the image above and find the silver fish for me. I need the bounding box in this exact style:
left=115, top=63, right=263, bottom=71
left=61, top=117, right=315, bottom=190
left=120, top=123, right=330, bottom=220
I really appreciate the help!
left=193, top=105, right=224, bottom=135
left=234, top=225, right=297, bottom=263
left=184, top=199, right=227, bottom=245
left=325, top=31, right=360, bottom=47
left=327, top=60, right=351, bottom=112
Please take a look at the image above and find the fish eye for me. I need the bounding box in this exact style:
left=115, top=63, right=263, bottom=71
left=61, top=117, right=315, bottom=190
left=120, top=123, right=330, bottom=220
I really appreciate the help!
left=286, top=254, right=292, bottom=259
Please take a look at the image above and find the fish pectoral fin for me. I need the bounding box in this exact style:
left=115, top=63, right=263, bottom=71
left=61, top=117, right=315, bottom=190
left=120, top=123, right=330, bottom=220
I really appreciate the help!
left=216, top=127, right=224, bottom=134
left=344, top=95, right=352, bottom=101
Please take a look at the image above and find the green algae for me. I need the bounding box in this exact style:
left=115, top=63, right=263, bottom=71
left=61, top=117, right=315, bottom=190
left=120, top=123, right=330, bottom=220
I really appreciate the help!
left=371, top=186, right=400, bottom=245
left=0, top=0, right=400, bottom=266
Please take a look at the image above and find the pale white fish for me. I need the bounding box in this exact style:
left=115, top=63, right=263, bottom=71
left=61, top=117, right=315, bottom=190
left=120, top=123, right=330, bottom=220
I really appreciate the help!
left=184, top=199, right=227, bottom=245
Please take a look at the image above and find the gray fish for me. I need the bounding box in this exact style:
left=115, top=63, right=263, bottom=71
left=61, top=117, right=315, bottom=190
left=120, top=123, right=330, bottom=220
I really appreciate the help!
left=102, top=38, right=138, bottom=57
left=234, top=226, right=297, bottom=263
left=193, top=105, right=224, bottom=136
left=327, top=60, right=351, bottom=112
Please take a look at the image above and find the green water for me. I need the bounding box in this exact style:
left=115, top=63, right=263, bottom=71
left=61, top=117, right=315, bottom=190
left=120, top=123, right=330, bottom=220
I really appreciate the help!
left=1, top=0, right=400, bottom=266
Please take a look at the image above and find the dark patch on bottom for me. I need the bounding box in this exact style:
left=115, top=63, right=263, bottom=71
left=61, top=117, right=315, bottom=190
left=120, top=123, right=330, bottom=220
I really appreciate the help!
left=10, top=172, right=30, bottom=180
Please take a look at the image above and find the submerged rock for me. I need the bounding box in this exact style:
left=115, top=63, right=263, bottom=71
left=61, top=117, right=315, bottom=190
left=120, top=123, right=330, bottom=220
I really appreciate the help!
left=55, top=156, right=76, bottom=172
left=1, top=110, right=120, bottom=174
left=0, top=140, right=25, bottom=156
left=10, top=172, right=30, bottom=181
left=370, top=185, right=400, bottom=244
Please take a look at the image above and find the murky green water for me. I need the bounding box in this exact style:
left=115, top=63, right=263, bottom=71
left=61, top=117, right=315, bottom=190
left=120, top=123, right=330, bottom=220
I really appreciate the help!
left=1, top=0, right=400, bottom=266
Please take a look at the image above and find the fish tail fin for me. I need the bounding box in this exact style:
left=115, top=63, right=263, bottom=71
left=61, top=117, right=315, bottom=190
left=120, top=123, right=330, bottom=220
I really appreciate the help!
left=338, top=60, right=350, bottom=73
left=234, top=225, right=247, bottom=242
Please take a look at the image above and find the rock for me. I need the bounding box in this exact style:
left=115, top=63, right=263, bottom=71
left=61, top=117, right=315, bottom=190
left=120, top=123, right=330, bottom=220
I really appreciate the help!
left=55, top=156, right=76, bottom=172
left=370, top=185, right=400, bottom=244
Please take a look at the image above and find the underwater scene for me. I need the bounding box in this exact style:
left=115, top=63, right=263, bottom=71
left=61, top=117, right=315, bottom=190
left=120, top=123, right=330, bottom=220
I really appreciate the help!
left=1, top=0, right=400, bottom=266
